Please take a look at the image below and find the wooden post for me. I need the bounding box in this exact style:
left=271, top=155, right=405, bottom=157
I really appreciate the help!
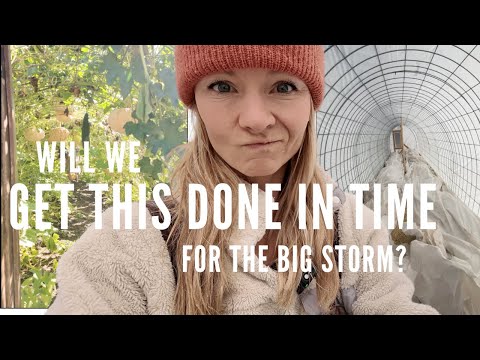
left=1, top=45, right=21, bottom=308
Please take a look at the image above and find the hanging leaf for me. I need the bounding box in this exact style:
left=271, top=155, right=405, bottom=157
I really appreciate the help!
left=46, top=235, right=57, bottom=252
left=124, top=121, right=146, bottom=142
left=150, top=82, right=164, bottom=101
left=124, top=120, right=159, bottom=142
left=131, top=53, right=146, bottom=83
left=135, top=93, right=145, bottom=122
left=27, top=66, right=38, bottom=77
left=25, top=228, right=37, bottom=241
left=158, top=67, right=179, bottom=106
left=81, top=112, right=90, bottom=145
left=158, top=115, right=187, bottom=156
left=148, top=135, right=165, bottom=155
left=151, top=159, right=164, bottom=176
left=135, top=85, right=153, bottom=122
left=102, top=53, right=124, bottom=85
left=95, top=158, right=109, bottom=170
left=120, top=70, right=133, bottom=99
left=138, top=156, right=153, bottom=172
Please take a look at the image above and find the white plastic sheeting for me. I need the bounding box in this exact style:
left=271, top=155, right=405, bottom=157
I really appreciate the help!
left=318, top=45, right=480, bottom=217
left=364, top=149, right=480, bottom=314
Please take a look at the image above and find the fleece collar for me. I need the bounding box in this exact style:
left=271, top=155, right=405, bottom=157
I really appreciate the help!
left=226, top=183, right=278, bottom=286
left=224, top=182, right=361, bottom=290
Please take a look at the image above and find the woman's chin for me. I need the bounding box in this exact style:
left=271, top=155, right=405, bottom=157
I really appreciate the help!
left=238, top=165, right=282, bottom=179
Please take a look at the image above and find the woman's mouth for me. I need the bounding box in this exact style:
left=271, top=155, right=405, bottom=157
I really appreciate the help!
left=243, top=140, right=280, bottom=150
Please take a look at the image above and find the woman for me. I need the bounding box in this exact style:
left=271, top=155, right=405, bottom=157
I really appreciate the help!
left=47, top=45, right=439, bottom=315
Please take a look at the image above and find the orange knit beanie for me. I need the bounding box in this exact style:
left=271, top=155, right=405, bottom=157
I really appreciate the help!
left=174, top=45, right=325, bottom=110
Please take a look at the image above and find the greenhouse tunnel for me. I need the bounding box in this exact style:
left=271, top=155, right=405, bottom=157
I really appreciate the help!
left=317, top=45, right=480, bottom=314
left=318, top=45, right=479, bottom=216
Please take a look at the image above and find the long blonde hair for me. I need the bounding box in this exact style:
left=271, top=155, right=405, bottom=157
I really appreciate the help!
left=168, top=103, right=339, bottom=314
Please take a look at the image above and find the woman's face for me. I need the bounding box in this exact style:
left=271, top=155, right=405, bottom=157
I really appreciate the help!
left=194, top=68, right=312, bottom=181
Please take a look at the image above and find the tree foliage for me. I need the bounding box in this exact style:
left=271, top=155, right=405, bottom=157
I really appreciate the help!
left=11, top=45, right=187, bottom=308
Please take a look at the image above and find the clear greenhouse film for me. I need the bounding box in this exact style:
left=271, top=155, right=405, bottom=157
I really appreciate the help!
left=318, top=45, right=480, bottom=217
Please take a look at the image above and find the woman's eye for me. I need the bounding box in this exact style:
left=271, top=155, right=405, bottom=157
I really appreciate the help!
left=276, top=82, right=297, bottom=93
left=210, top=81, right=231, bottom=93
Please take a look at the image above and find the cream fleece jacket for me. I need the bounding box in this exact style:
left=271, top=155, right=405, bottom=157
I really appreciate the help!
left=47, top=185, right=439, bottom=315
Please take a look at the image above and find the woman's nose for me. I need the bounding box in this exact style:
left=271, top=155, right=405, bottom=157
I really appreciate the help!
left=238, top=95, right=275, bottom=133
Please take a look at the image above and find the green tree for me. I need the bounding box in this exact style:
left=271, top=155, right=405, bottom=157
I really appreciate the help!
left=11, top=45, right=187, bottom=308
